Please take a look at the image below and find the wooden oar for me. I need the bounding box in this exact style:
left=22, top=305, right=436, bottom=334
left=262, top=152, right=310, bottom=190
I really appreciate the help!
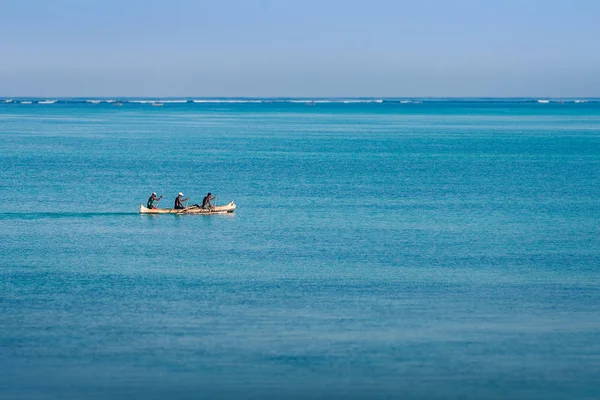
left=170, top=198, right=188, bottom=213
left=182, top=199, right=196, bottom=213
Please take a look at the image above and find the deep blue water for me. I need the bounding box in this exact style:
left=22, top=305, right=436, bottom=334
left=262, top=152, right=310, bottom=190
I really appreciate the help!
left=1, top=101, right=599, bottom=399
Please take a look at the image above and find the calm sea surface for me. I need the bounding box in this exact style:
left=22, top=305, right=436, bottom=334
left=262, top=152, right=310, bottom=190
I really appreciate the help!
left=1, top=101, right=599, bottom=399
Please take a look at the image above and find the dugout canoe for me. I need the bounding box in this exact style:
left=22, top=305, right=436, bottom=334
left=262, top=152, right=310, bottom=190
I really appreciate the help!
left=139, top=201, right=236, bottom=214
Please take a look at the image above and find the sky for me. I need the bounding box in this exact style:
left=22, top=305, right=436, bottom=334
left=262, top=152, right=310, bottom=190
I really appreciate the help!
left=1, top=0, right=599, bottom=97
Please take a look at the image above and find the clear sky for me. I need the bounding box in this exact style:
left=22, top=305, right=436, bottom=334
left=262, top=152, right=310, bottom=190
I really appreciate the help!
left=2, top=0, right=599, bottom=97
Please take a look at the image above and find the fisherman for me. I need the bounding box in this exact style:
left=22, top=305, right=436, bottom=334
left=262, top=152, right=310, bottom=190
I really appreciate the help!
left=147, top=192, right=162, bottom=209
left=174, top=192, right=189, bottom=209
left=201, top=192, right=215, bottom=210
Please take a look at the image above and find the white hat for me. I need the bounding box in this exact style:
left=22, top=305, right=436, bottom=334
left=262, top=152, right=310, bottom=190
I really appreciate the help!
left=178, top=192, right=183, bottom=196
left=152, top=192, right=156, bottom=196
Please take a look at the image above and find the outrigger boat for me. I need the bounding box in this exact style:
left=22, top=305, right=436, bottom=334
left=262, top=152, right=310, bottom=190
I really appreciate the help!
left=139, top=201, right=236, bottom=215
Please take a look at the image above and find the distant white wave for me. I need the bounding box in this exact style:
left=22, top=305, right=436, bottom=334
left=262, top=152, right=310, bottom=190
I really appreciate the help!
left=12, top=98, right=590, bottom=106
left=190, top=99, right=385, bottom=104
left=287, top=100, right=337, bottom=103
left=283, top=99, right=383, bottom=104
left=325, top=99, right=383, bottom=103
left=288, top=100, right=330, bottom=103
left=192, top=99, right=263, bottom=103
left=1, top=98, right=425, bottom=105
left=129, top=99, right=188, bottom=104
left=340, top=99, right=384, bottom=104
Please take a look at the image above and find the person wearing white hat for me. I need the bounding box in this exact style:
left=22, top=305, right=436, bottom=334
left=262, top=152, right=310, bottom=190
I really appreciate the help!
left=174, top=192, right=189, bottom=209
left=146, top=192, right=162, bottom=209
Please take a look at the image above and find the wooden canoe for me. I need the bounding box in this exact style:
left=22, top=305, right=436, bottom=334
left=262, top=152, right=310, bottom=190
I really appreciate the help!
left=139, top=201, right=236, bottom=214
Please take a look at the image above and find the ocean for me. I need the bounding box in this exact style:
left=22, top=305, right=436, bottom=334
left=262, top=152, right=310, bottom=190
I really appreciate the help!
left=1, top=99, right=599, bottom=399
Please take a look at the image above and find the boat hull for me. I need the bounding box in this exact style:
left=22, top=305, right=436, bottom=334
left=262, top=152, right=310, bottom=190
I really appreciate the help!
left=139, top=201, right=236, bottom=214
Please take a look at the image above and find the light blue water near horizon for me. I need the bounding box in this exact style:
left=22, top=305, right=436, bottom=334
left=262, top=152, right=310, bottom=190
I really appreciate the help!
left=1, top=101, right=599, bottom=399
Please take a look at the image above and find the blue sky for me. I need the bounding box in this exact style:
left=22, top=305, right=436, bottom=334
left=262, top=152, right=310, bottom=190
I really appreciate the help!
left=1, top=0, right=599, bottom=97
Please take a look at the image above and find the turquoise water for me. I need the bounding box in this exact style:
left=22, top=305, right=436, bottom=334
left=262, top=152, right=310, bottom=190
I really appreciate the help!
left=1, top=101, right=599, bottom=399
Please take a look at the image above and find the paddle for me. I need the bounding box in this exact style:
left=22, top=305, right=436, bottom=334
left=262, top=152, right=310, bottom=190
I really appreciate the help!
left=181, top=198, right=198, bottom=213
left=193, top=194, right=217, bottom=211
left=168, top=196, right=189, bottom=213
left=205, top=194, right=218, bottom=211
left=144, top=195, right=162, bottom=210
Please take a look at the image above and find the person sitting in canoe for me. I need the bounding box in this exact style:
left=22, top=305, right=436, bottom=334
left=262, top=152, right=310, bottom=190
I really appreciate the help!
left=201, top=192, right=215, bottom=210
left=174, top=192, right=189, bottom=209
left=192, top=192, right=215, bottom=210
left=147, top=192, right=162, bottom=209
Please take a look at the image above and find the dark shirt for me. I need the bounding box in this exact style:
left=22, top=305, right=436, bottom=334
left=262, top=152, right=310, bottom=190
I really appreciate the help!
left=147, top=196, right=155, bottom=208
left=174, top=197, right=183, bottom=208
left=202, top=195, right=211, bottom=207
